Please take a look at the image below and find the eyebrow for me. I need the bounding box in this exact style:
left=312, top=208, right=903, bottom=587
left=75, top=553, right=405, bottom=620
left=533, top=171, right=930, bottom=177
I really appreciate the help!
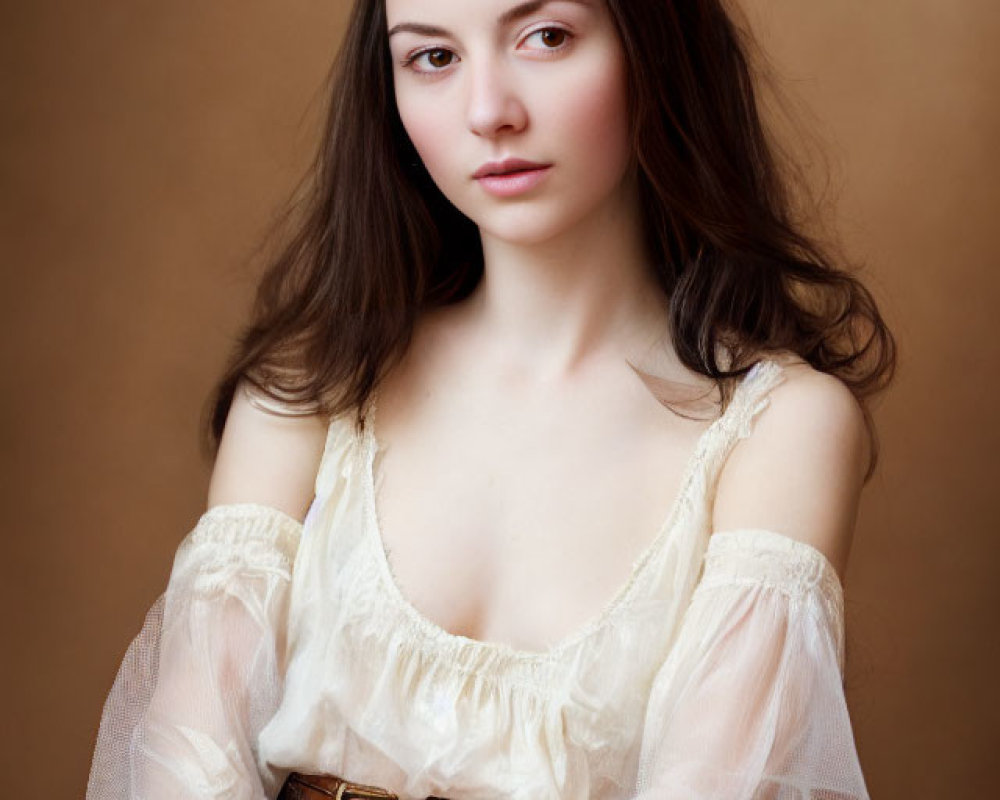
left=387, top=0, right=592, bottom=39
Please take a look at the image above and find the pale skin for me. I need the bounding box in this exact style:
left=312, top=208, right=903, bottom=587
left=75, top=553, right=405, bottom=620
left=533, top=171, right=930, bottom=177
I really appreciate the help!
left=208, top=0, right=869, bottom=654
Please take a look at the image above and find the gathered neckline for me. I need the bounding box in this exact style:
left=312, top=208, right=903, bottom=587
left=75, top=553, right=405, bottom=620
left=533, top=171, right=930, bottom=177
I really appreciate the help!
left=356, top=360, right=778, bottom=664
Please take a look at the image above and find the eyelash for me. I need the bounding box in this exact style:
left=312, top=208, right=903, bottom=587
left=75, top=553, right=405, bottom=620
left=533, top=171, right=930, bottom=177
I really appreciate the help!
left=400, top=26, right=574, bottom=76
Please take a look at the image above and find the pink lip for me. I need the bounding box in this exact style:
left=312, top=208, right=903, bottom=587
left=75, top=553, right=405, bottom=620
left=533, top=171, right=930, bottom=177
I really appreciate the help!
left=473, top=157, right=548, bottom=179
left=475, top=165, right=552, bottom=198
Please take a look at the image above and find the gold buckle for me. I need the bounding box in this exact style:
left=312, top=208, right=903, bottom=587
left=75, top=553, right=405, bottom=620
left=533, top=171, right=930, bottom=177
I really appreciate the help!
left=335, top=782, right=398, bottom=800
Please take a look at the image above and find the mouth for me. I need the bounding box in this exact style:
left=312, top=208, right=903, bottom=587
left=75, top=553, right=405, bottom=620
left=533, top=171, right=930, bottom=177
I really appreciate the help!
left=484, top=167, right=540, bottom=177
left=472, top=158, right=551, bottom=179
left=474, top=164, right=552, bottom=198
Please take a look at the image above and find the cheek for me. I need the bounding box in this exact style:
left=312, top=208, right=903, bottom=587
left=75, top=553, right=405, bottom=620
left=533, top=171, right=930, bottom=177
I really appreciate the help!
left=543, top=52, right=631, bottom=174
left=396, top=95, right=456, bottom=183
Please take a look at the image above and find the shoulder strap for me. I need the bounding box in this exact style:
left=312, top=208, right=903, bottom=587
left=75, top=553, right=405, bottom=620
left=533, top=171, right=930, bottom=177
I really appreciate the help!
left=727, top=358, right=788, bottom=442
left=313, top=412, right=363, bottom=500
left=697, top=358, right=789, bottom=489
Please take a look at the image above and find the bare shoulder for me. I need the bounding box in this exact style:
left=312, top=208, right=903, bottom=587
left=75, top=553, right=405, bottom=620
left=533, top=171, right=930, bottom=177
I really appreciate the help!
left=206, top=379, right=330, bottom=522
left=712, top=359, right=869, bottom=582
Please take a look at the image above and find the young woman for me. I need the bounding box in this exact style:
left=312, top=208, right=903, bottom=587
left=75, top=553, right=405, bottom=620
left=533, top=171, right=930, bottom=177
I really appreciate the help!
left=87, top=0, right=895, bottom=797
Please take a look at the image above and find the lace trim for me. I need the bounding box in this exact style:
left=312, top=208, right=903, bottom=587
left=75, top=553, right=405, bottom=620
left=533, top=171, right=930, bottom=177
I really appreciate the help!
left=725, top=359, right=787, bottom=442
left=172, top=504, right=303, bottom=591
left=700, top=528, right=845, bottom=669
left=696, top=359, right=788, bottom=516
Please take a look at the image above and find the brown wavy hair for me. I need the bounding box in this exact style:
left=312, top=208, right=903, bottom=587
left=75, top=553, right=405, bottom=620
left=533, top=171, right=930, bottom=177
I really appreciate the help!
left=205, top=0, right=896, bottom=481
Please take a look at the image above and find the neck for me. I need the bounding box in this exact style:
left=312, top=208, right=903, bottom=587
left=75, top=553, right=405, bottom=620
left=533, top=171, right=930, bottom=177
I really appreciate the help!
left=459, top=176, right=671, bottom=383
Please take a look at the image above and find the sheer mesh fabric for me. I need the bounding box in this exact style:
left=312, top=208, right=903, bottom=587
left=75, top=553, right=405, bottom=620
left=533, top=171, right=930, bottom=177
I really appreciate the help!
left=634, top=530, right=868, bottom=799
left=87, top=505, right=302, bottom=799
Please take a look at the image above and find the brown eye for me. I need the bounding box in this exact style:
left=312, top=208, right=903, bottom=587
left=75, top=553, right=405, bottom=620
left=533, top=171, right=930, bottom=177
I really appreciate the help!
left=538, top=29, right=567, bottom=48
left=427, top=49, right=453, bottom=68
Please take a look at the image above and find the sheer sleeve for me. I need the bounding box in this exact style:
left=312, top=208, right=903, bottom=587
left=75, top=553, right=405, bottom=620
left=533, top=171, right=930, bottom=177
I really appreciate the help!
left=86, top=503, right=303, bottom=800
left=634, top=528, right=870, bottom=800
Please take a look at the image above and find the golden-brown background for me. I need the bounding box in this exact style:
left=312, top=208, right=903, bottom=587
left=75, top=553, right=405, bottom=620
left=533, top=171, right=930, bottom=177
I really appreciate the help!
left=2, top=1, right=997, bottom=795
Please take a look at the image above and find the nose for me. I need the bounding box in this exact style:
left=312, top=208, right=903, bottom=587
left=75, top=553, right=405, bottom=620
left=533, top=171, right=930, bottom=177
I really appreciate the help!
left=466, top=57, right=528, bottom=138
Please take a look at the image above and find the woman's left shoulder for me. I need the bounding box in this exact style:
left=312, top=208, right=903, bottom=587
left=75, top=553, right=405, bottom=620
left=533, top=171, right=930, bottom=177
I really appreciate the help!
left=712, top=353, right=869, bottom=581
left=766, top=353, right=866, bottom=432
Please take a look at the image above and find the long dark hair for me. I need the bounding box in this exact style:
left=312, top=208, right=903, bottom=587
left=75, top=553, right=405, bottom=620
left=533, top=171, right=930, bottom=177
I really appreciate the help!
left=205, top=0, right=896, bottom=481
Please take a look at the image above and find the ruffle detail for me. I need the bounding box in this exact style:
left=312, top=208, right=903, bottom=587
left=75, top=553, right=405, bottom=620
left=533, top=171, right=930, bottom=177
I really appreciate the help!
left=172, top=504, right=303, bottom=594
left=699, top=528, right=845, bottom=672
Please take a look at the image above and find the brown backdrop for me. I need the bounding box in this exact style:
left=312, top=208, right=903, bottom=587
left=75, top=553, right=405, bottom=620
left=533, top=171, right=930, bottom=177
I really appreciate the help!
left=1, top=1, right=996, bottom=796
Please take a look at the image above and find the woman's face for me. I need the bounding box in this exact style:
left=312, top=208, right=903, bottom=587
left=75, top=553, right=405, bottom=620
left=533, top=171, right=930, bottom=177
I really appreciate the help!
left=386, top=0, right=633, bottom=245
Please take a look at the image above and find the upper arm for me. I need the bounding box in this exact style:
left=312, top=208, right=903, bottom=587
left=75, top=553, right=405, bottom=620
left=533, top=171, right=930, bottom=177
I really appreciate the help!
left=206, top=379, right=330, bottom=522
left=712, top=364, right=869, bottom=583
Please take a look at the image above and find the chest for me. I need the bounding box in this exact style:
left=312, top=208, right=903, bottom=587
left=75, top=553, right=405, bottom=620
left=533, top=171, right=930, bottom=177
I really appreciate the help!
left=369, top=395, right=714, bottom=653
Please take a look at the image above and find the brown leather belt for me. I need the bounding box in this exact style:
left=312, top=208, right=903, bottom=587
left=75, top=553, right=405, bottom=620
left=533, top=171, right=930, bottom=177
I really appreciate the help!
left=278, top=771, right=449, bottom=800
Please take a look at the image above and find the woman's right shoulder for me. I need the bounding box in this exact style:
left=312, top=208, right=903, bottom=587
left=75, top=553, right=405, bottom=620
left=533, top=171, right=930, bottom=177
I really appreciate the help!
left=205, top=378, right=331, bottom=523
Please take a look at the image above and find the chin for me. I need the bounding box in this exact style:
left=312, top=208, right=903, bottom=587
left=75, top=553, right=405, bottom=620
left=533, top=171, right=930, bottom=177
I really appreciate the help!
left=470, top=205, right=585, bottom=246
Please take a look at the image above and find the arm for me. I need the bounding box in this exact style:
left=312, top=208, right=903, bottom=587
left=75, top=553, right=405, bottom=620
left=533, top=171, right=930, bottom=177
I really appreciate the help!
left=207, top=380, right=329, bottom=520
left=634, top=369, right=872, bottom=799
left=86, top=380, right=328, bottom=799
left=711, top=365, right=869, bottom=583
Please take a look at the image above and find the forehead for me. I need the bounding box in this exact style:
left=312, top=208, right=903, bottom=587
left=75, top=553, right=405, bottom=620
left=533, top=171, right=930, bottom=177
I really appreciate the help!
left=385, top=0, right=597, bottom=29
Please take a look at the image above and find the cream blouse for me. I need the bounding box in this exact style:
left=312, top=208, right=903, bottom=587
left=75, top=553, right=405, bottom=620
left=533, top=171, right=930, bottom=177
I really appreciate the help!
left=86, top=358, right=871, bottom=799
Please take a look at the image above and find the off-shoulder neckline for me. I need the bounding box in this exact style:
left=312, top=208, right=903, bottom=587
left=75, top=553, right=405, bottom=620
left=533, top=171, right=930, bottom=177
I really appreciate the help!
left=203, top=502, right=305, bottom=528
left=354, top=358, right=787, bottom=664
left=708, top=528, right=843, bottom=589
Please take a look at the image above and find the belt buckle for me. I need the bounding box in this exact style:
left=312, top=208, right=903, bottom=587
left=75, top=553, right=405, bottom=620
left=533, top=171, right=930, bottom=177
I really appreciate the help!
left=335, top=781, right=398, bottom=800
